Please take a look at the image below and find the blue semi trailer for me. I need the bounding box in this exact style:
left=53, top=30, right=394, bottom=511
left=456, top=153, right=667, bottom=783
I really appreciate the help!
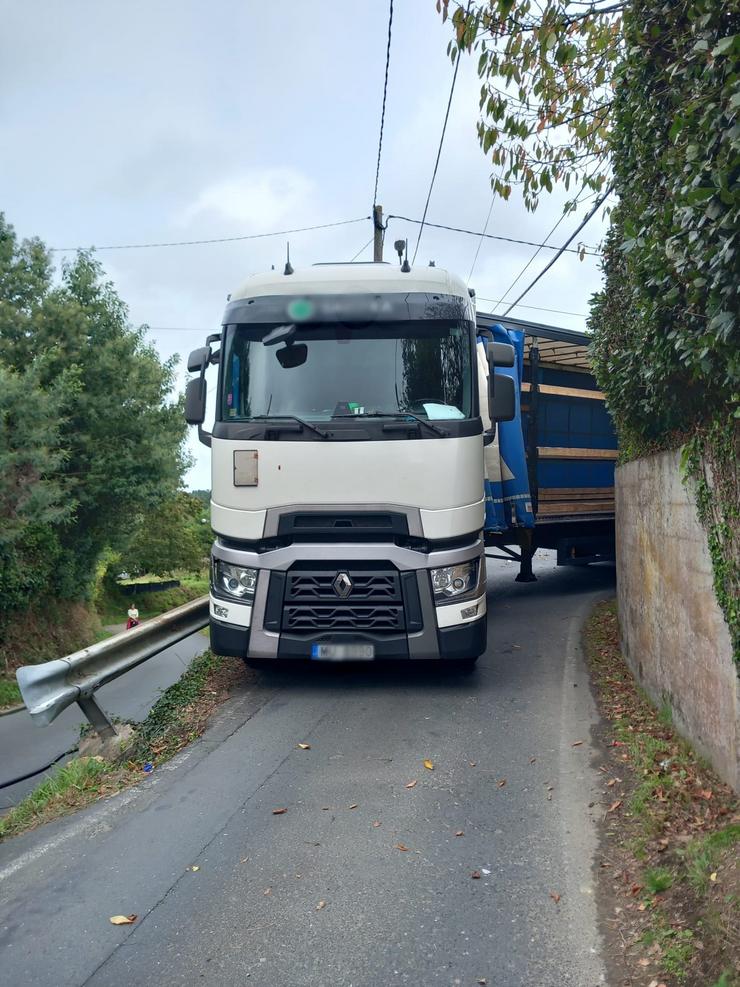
left=476, top=312, right=617, bottom=582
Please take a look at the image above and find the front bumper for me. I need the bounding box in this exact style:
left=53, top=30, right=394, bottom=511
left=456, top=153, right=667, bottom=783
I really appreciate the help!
left=209, top=539, right=486, bottom=662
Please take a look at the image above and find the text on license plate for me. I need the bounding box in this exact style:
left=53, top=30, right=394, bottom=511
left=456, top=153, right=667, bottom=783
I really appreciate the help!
left=311, top=644, right=375, bottom=661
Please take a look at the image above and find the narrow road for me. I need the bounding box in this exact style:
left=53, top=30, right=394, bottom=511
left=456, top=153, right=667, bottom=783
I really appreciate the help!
left=0, top=631, right=209, bottom=810
left=0, top=555, right=614, bottom=986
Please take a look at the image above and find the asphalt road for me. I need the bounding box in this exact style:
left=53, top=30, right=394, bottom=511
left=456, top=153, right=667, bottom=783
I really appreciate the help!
left=0, top=554, right=614, bottom=987
left=0, top=631, right=209, bottom=810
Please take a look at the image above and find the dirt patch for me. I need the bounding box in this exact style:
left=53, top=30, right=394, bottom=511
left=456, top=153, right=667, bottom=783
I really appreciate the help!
left=584, top=599, right=739, bottom=987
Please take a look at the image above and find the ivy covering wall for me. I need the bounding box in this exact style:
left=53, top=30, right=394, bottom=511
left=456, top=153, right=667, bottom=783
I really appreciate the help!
left=589, top=0, right=739, bottom=659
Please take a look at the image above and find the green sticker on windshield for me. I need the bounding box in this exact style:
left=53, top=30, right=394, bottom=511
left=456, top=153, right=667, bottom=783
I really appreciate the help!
left=287, top=298, right=314, bottom=322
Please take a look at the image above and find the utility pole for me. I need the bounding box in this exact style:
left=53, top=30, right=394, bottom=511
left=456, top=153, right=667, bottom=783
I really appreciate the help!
left=373, top=205, right=384, bottom=262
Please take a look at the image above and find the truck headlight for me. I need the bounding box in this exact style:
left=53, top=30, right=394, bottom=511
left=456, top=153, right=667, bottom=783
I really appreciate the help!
left=430, top=560, right=479, bottom=602
left=213, top=560, right=257, bottom=600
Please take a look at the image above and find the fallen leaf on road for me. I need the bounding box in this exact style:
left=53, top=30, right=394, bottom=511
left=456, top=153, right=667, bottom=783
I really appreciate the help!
left=263, top=887, right=272, bottom=895
left=710, top=871, right=718, bottom=882
left=321, top=806, right=330, bottom=811
left=638, top=958, right=651, bottom=967
left=477, top=980, right=487, bottom=985
left=423, top=759, right=434, bottom=770
left=272, top=807, right=287, bottom=815
left=455, top=830, right=464, bottom=837
left=405, top=780, right=418, bottom=789
left=372, top=820, right=381, bottom=828
left=497, top=778, right=507, bottom=788
left=549, top=892, right=561, bottom=904
left=529, top=757, right=536, bottom=764
left=395, top=843, right=410, bottom=851
left=297, top=743, right=311, bottom=750
left=109, top=915, right=137, bottom=925
left=638, top=903, right=647, bottom=911
left=606, top=778, right=617, bottom=787
left=469, top=761, right=477, bottom=767
left=471, top=870, right=481, bottom=879
left=189, top=865, right=200, bottom=872
left=348, top=803, right=358, bottom=810
left=316, top=900, right=326, bottom=910
left=608, top=800, right=622, bottom=813
left=481, top=868, right=491, bottom=876
left=572, top=740, right=584, bottom=747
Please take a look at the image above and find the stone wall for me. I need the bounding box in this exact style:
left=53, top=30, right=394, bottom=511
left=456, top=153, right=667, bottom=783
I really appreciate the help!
left=616, top=448, right=739, bottom=790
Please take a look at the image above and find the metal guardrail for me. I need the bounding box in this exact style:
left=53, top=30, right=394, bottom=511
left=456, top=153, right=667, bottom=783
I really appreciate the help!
left=16, top=596, right=209, bottom=738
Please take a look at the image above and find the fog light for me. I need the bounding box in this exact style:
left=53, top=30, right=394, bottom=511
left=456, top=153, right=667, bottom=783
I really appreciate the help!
left=461, top=604, right=479, bottom=619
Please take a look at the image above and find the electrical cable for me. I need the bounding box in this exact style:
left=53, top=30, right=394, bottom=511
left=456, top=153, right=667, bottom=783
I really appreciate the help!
left=350, top=235, right=375, bottom=262
left=390, top=214, right=600, bottom=256
left=496, top=207, right=572, bottom=306
left=475, top=298, right=588, bottom=318
left=501, top=182, right=613, bottom=316
left=495, top=182, right=594, bottom=306
left=49, top=217, right=370, bottom=253
left=373, top=0, right=394, bottom=208
left=0, top=744, right=79, bottom=791
left=411, top=10, right=469, bottom=266
left=466, top=195, right=495, bottom=284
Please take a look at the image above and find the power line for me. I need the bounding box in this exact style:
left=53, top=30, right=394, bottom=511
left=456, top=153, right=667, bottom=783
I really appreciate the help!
left=466, top=195, right=495, bottom=284
left=475, top=297, right=588, bottom=319
left=350, top=235, right=375, bottom=262
left=49, top=217, right=370, bottom=253
left=389, top=214, right=600, bottom=256
left=373, top=0, right=394, bottom=208
left=411, top=15, right=468, bottom=266
left=496, top=183, right=594, bottom=306
left=496, top=207, right=571, bottom=307
left=501, top=183, right=613, bottom=316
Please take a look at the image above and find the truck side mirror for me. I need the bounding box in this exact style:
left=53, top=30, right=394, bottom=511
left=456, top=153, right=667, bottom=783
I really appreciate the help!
left=487, top=341, right=515, bottom=368
left=489, top=372, right=516, bottom=422
left=184, top=377, right=207, bottom=425
left=187, top=346, right=211, bottom=373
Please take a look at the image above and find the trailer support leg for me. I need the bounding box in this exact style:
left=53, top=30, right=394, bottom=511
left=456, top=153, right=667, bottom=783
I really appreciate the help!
left=515, top=530, right=537, bottom=583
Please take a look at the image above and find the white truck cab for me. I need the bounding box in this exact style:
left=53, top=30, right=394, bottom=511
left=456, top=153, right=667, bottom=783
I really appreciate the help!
left=185, top=261, right=514, bottom=666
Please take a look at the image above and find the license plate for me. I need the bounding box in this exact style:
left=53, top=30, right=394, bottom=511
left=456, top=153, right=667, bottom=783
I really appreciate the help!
left=311, top=644, right=375, bottom=661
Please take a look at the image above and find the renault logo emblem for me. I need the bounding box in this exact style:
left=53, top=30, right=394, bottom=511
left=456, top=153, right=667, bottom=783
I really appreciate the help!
left=333, top=572, right=353, bottom=599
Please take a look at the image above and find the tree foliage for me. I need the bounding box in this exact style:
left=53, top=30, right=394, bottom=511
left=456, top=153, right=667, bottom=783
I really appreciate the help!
left=439, top=0, right=622, bottom=209
left=119, top=493, right=211, bottom=578
left=0, top=213, right=190, bottom=613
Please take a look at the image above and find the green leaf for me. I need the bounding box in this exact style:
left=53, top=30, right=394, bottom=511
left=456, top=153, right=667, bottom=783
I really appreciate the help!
left=711, top=35, right=737, bottom=57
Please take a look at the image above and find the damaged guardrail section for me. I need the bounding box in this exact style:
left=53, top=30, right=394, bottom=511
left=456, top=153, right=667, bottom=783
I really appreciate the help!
left=16, top=596, right=209, bottom=737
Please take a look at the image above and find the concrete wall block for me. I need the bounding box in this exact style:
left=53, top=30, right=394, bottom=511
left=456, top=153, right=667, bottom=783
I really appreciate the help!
left=616, top=448, right=739, bottom=791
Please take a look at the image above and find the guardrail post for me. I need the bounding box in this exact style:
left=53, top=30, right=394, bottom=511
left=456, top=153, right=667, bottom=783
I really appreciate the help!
left=77, top=696, right=117, bottom=740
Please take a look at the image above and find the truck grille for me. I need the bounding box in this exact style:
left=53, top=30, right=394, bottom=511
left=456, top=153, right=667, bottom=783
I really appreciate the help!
left=285, top=571, right=401, bottom=604
left=281, top=567, right=405, bottom=633
left=283, top=604, right=404, bottom=632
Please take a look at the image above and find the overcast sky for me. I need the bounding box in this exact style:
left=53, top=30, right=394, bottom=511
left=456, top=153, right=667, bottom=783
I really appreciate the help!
left=1, top=0, right=608, bottom=489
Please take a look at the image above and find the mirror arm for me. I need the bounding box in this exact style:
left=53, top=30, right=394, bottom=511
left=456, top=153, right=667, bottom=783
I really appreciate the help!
left=198, top=423, right=212, bottom=448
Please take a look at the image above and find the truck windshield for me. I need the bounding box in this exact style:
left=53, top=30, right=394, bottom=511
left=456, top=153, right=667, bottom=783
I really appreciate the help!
left=220, top=321, right=474, bottom=423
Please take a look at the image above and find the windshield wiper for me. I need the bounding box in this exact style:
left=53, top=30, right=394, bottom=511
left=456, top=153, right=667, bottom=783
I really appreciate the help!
left=332, top=411, right=449, bottom=437
left=249, top=415, right=329, bottom=439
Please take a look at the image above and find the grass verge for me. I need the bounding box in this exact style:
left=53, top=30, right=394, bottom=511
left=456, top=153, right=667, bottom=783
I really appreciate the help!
left=0, top=649, right=245, bottom=842
left=0, top=678, right=22, bottom=709
left=584, top=600, right=739, bottom=987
